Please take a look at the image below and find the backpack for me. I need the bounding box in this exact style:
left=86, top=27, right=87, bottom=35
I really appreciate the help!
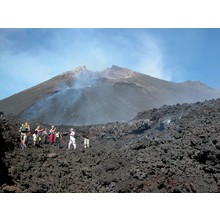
left=21, top=124, right=27, bottom=132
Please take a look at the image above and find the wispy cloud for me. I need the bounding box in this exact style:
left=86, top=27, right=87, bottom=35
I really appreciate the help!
left=132, top=33, right=173, bottom=81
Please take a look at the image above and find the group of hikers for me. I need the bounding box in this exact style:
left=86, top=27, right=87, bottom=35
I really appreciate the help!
left=19, top=122, right=90, bottom=150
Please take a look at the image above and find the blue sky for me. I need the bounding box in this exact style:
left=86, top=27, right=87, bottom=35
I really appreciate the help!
left=0, top=28, right=220, bottom=100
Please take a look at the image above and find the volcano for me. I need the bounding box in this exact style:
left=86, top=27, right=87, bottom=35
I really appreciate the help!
left=0, top=65, right=220, bottom=125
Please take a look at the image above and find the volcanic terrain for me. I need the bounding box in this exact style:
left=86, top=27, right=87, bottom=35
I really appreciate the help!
left=1, top=65, right=220, bottom=125
left=1, top=98, right=220, bottom=192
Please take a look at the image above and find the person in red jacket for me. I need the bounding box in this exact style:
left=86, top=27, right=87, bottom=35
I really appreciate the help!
left=49, top=125, right=56, bottom=145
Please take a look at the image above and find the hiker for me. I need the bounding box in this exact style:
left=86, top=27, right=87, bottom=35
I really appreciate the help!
left=83, top=133, right=89, bottom=149
left=26, top=129, right=31, bottom=147
left=41, top=128, right=49, bottom=144
left=34, top=125, right=43, bottom=145
left=49, top=125, right=56, bottom=145
left=35, top=125, right=43, bottom=135
left=19, top=122, right=30, bottom=149
left=24, top=122, right=31, bottom=146
left=55, top=128, right=62, bottom=148
left=0, top=111, right=4, bottom=119
left=68, top=128, right=76, bottom=150
left=32, top=130, right=38, bottom=146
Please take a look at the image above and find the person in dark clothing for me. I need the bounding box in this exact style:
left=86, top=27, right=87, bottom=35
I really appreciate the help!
left=54, top=129, right=62, bottom=148
left=41, top=128, right=49, bottom=144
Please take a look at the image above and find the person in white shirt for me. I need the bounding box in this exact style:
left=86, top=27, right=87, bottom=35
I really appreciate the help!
left=83, top=133, right=89, bottom=149
left=68, top=128, right=76, bottom=150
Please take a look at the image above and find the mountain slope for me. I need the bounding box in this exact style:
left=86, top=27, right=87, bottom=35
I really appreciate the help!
left=0, top=65, right=220, bottom=125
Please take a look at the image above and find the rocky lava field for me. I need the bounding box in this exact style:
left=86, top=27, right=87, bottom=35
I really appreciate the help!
left=1, top=99, right=220, bottom=192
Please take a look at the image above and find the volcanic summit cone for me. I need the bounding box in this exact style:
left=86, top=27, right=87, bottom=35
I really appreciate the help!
left=0, top=65, right=220, bottom=125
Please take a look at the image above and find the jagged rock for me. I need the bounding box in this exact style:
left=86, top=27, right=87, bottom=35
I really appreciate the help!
left=47, top=153, right=58, bottom=158
left=1, top=99, right=220, bottom=192
left=81, top=167, right=92, bottom=178
left=1, top=185, right=22, bottom=193
left=117, top=181, right=131, bottom=193
left=216, top=144, right=220, bottom=150
left=203, top=166, right=217, bottom=174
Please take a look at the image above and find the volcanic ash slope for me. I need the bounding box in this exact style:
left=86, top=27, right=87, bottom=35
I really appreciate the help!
left=1, top=65, right=220, bottom=125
